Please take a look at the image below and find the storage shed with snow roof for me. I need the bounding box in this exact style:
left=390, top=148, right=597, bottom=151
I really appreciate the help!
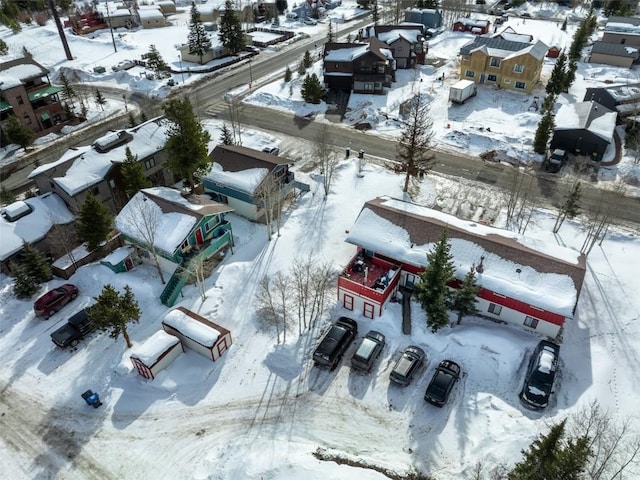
left=161, top=307, right=232, bottom=362
left=130, top=330, right=183, bottom=380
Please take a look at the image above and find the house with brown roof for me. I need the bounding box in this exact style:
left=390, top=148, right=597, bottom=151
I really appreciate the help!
left=0, top=56, right=69, bottom=139
left=115, top=187, right=235, bottom=306
left=453, top=18, right=491, bottom=35
left=203, top=145, right=299, bottom=222
left=323, top=40, right=395, bottom=93
left=458, top=36, right=548, bottom=94
left=338, top=197, right=586, bottom=339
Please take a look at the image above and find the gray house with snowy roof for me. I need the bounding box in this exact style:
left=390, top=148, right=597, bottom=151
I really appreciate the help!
left=602, top=16, right=640, bottom=47
left=589, top=40, right=639, bottom=68
left=28, top=117, right=175, bottom=214
left=550, top=101, right=617, bottom=162
left=369, top=25, right=427, bottom=68
left=584, top=83, right=640, bottom=121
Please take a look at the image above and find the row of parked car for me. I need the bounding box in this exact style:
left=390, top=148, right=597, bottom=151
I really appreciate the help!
left=313, top=317, right=561, bottom=410
left=312, top=317, right=462, bottom=407
left=33, top=283, right=96, bottom=349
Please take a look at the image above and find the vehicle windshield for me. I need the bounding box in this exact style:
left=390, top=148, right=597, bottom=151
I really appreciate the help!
left=355, top=338, right=376, bottom=360
left=428, top=372, right=450, bottom=400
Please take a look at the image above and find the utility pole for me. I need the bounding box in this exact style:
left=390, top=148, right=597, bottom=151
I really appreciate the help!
left=47, top=0, right=73, bottom=60
left=105, top=0, right=118, bottom=53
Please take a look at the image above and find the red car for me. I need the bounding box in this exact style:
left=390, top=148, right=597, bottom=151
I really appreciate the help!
left=34, top=284, right=79, bottom=318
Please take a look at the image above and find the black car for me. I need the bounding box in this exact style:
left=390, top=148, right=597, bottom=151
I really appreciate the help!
left=50, top=309, right=95, bottom=348
left=519, top=340, right=560, bottom=410
left=351, top=330, right=385, bottom=373
left=313, top=317, right=358, bottom=370
left=424, top=360, right=461, bottom=407
left=389, top=346, right=425, bottom=386
left=545, top=149, right=567, bottom=173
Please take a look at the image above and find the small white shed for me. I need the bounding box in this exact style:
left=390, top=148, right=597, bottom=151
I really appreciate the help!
left=161, top=307, right=232, bottom=362
left=130, top=330, right=183, bottom=379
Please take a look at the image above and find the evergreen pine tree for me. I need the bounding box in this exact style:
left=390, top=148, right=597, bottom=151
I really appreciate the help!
left=553, top=181, right=581, bottom=233
left=327, top=21, right=334, bottom=43
left=541, top=94, right=556, bottom=115
left=284, top=66, right=292, bottom=82
left=59, top=72, right=77, bottom=111
left=508, top=420, right=591, bottom=480
left=94, top=88, right=107, bottom=111
left=1, top=186, right=16, bottom=204
left=563, top=60, right=577, bottom=93
left=300, top=73, right=323, bottom=104
left=146, top=44, right=169, bottom=78
left=297, top=60, right=306, bottom=76
left=128, top=111, right=136, bottom=128
left=533, top=110, right=554, bottom=154
left=12, top=262, right=38, bottom=298
left=19, top=242, right=52, bottom=284
left=4, top=115, right=35, bottom=151
left=0, top=39, right=8, bottom=55
left=162, top=98, right=212, bottom=191
left=546, top=52, right=566, bottom=96
left=88, top=284, right=141, bottom=348
left=76, top=193, right=113, bottom=252
left=414, top=229, right=455, bottom=333
left=188, top=2, right=211, bottom=65
left=450, top=266, right=480, bottom=325
left=275, top=0, right=288, bottom=14
left=121, top=147, right=151, bottom=198
left=218, top=0, right=246, bottom=54
left=220, top=123, right=235, bottom=145
left=303, top=50, right=313, bottom=68
left=561, top=18, right=567, bottom=31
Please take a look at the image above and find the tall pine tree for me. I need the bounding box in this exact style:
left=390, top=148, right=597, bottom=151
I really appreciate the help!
left=415, top=229, right=455, bottom=333
left=76, top=193, right=113, bottom=252
left=188, top=2, right=211, bottom=65
left=94, top=88, right=107, bottom=111
left=218, top=0, right=246, bottom=54
left=146, top=44, right=169, bottom=78
left=4, top=115, right=35, bottom=151
left=450, top=266, right=480, bottom=325
left=162, top=98, right=211, bottom=191
left=88, top=284, right=141, bottom=348
left=59, top=71, right=77, bottom=114
left=300, top=73, right=323, bottom=104
left=219, top=123, right=235, bottom=145
left=533, top=109, right=554, bottom=154
left=19, top=242, right=52, bottom=284
left=545, top=52, right=566, bottom=96
left=121, top=147, right=151, bottom=198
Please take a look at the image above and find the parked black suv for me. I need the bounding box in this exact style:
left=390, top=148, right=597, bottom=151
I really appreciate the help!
left=519, top=340, right=560, bottom=410
left=390, top=346, right=425, bottom=386
left=424, top=360, right=461, bottom=407
left=313, top=317, right=358, bottom=370
left=351, top=330, right=385, bottom=373
left=50, top=309, right=95, bottom=348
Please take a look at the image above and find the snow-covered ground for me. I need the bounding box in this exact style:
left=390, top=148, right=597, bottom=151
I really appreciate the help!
left=2, top=3, right=640, bottom=478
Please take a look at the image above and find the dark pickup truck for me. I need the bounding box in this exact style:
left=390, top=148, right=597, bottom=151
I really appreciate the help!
left=51, top=310, right=94, bottom=348
left=313, top=317, right=358, bottom=370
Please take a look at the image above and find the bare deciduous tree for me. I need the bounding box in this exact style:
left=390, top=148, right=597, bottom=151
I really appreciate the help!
left=580, top=183, right=625, bottom=255
left=255, top=172, right=282, bottom=240
left=47, top=214, right=79, bottom=270
left=256, top=275, right=283, bottom=344
left=290, top=255, right=336, bottom=332
left=505, top=167, right=536, bottom=234
left=226, top=96, right=243, bottom=146
left=316, top=125, right=340, bottom=197
left=120, top=194, right=166, bottom=284
left=567, top=400, right=640, bottom=480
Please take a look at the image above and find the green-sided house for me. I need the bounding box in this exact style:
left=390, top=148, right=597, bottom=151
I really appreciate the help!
left=114, top=187, right=234, bottom=307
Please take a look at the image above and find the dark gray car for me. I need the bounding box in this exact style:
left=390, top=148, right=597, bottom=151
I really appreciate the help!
left=519, top=340, right=560, bottom=410
left=313, top=317, right=358, bottom=370
left=390, top=346, right=425, bottom=386
left=351, top=330, right=385, bottom=373
left=424, top=360, right=461, bottom=407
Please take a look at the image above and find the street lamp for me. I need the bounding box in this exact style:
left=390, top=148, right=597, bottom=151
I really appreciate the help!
left=178, top=53, right=185, bottom=84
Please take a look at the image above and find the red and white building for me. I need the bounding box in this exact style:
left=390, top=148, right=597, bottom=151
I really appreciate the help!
left=130, top=330, right=183, bottom=380
left=337, top=197, right=587, bottom=339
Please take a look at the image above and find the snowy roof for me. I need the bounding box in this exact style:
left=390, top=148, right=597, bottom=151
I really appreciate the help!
left=454, top=18, right=489, bottom=28
left=138, top=7, right=164, bottom=19
left=0, top=193, right=74, bottom=261
left=345, top=197, right=586, bottom=317
left=591, top=41, right=640, bottom=58
left=115, top=187, right=231, bottom=255
left=102, top=245, right=135, bottom=265
left=605, top=20, right=640, bottom=35
left=205, top=163, right=269, bottom=195
left=460, top=37, right=547, bottom=61
left=28, top=118, right=168, bottom=196
left=554, top=101, right=617, bottom=141
left=130, top=330, right=181, bottom=366
left=163, top=308, right=221, bottom=347
left=378, top=29, right=423, bottom=45
left=324, top=44, right=370, bottom=62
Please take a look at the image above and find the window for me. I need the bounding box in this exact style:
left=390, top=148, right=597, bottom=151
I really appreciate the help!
left=490, top=58, right=500, bottom=68
left=488, top=303, right=502, bottom=315
left=465, top=70, right=475, bottom=78
left=397, top=46, right=403, bottom=52
left=144, top=157, right=156, bottom=170
left=108, top=179, right=116, bottom=189
left=204, top=217, right=218, bottom=232
left=90, top=186, right=100, bottom=196
left=515, top=81, right=526, bottom=90
left=524, top=316, right=539, bottom=329
left=17, top=95, right=24, bottom=105
left=343, top=294, right=354, bottom=310
left=487, top=74, right=497, bottom=82
left=513, top=64, right=524, bottom=73
left=23, top=115, right=32, bottom=125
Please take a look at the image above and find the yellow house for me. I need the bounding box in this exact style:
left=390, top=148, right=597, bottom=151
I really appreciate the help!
left=458, top=37, right=548, bottom=94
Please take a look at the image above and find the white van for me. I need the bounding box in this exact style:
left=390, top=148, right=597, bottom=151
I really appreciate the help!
left=285, top=12, right=298, bottom=21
